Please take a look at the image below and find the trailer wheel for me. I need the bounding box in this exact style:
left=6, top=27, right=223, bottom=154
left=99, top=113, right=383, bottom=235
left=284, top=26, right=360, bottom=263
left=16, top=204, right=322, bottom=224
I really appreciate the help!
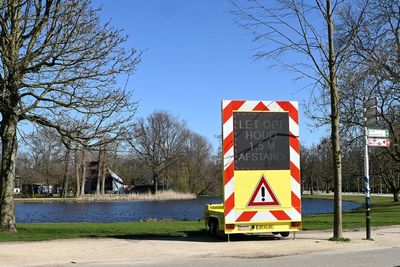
left=208, top=218, right=218, bottom=237
left=280, top=232, right=290, bottom=237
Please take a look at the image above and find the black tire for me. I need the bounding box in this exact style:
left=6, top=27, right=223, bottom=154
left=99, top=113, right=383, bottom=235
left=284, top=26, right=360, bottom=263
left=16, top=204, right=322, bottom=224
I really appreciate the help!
left=209, top=219, right=218, bottom=237
left=207, top=220, right=212, bottom=234
left=280, top=232, right=290, bottom=237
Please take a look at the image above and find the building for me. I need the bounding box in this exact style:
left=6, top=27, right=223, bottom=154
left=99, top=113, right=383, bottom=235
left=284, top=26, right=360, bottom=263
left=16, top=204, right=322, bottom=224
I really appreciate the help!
left=84, top=161, right=124, bottom=194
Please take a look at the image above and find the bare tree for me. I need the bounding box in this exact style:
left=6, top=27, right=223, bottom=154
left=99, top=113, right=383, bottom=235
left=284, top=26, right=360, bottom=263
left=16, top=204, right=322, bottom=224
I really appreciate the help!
left=22, top=126, right=64, bottom=192
left=231, top=0, right=368, bottom=239
left=183, top=131, right=213, bottom=195
left=318, top=138, right=334, bottom=193
left=60, top=139, right=71, bottom=198
left=129, top=111, right=188, bottom=194
left=79, top=148, right=87, bottom=196
left=301, top=146, right=317, bottom=194
left=100, top=148, right=107, bottom=195
left=74, top=149, right=80, bottom=197
left=0, top=0, right=140, bottom=232
left=337, top=0, right=400, bottom=201
left=372, top=152, right=400, bottom=202
left=95, top=148, right=102, bottom=195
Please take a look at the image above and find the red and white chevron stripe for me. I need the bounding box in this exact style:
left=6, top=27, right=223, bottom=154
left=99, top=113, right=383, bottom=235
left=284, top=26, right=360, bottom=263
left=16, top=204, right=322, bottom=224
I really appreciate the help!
left=222, top=100, right=301, bottom=224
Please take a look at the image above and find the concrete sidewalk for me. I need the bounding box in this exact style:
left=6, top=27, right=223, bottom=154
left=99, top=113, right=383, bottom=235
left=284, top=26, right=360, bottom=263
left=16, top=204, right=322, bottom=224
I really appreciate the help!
left=0, top=226, right=399, bottom=267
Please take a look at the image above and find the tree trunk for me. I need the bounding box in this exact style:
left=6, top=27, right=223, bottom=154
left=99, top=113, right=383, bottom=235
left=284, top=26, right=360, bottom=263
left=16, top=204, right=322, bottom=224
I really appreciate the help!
left=152, top=172, right=158, bottom=194
left=0, top=114, right=18, bottom=233
left=80, top=149, right=87, bottom=196
left=100, top=157, right=106, bottom=195
left=60, top=146, right=71, bottom=198
left=74, top=151, right=80, bottom=197
left=96, top=149, right=102, bottom=195
left=46, top=141, right=51, bottom=196
left=393, top=191, right=399, bottom=202
left=310, top=179, right=314, bottom=195
left=327, top=0, right=343, bottom=239
left=382, top=176, right=399, bottom=203
left=309, top=169, right=314, bottom=195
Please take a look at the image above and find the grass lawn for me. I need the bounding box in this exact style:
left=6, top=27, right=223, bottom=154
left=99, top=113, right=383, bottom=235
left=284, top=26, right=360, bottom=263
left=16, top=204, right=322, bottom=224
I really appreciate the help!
left=0, top=195, right=398, bottom=242
left=302, top=194, right=400, bottom=230
left=0, top=220, right=205, bottom=242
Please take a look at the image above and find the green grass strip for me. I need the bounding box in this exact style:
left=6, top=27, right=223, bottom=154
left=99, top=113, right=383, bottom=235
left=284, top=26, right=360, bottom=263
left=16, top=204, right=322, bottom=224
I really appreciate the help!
left=0, top=220, right=205, bottom=242
left=0, top=195, right=398, bottom=242
left=302, top=194, right=400, bottom=230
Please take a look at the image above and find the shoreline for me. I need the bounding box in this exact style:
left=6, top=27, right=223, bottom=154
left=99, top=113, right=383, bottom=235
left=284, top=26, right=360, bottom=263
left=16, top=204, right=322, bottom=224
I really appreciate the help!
left=14, top=190, right=198, bottom=203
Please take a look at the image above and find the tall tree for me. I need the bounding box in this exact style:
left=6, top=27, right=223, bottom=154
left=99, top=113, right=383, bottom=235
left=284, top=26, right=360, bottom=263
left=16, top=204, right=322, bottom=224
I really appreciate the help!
left=372, top=152, right=400, bottom=202
left=301, top=146, right=317, bottom=194
left=22, top=126, right=64, bottom=192
left=60, top=140, right=71, bottom=198
left=129, top=111, right=188, bottom=194
left=337, top=0, right=400, bottom=202
left=231, top=0, right=367, bottom=239
left=74, top=149, right=80, bottom=197
left=79, top=148, right=87, bottom=196
left=183, top=132, right=213, bottom=195
left=0, top=0, right=140, bottom=232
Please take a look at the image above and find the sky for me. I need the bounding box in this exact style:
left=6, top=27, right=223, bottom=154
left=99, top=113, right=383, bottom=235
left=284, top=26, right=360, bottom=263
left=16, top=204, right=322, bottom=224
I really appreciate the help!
left=94, top=0, right=327, bottom=150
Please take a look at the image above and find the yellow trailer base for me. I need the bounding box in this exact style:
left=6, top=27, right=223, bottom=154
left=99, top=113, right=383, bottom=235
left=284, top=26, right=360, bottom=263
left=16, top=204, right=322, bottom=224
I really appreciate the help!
left=205, top=204, right=301, bottom=237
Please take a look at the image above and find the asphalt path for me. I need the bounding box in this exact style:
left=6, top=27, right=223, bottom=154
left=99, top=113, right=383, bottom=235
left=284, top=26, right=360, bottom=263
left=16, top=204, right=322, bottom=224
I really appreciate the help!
left=45, top=247, right=400, bottom=267
left=146, top=247, right=400, bottom=267
left=2, top=226, right=399, bottom=267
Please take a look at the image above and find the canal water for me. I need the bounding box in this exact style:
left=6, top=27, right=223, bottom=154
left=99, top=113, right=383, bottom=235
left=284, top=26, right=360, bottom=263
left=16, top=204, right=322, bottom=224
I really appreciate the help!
left=16, top=197, right=361, bottom=223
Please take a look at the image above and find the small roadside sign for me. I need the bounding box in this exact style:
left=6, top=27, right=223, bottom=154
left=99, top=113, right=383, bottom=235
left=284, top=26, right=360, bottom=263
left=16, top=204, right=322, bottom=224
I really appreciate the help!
left=364, top=98, right=377, bottom=108
left=368, top=129, right=389, bottom=138
left=363, top=97, right=380, bottom=240
left=364, top=107, right=377, bottom=118
left=368, top=138, right=390, bottom=147
left=366, top=117, right=377, bottom=126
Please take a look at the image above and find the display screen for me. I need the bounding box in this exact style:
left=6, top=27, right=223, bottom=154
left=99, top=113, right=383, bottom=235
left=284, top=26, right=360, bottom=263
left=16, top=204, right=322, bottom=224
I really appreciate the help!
left=233, top=112, right=290, bottom=170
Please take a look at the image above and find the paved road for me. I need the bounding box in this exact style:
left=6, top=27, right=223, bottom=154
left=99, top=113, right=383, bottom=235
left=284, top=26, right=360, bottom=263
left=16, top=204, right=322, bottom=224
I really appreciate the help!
left=50, top=247, right=400, bottom=267
left=2, top=226, right=399, bottom=267
left=158, top=247, right=400, bottom=267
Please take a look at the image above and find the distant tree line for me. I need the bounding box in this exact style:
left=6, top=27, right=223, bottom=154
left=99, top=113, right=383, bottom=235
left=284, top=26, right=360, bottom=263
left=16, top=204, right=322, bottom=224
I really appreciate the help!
left=15, top=110, right=222, bottom=197
left=301, top=136, right=400, bottom=203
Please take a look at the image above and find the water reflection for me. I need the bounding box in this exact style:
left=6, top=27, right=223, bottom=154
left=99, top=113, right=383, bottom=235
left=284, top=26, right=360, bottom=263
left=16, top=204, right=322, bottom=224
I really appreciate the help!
left=16, top=197, right=360, bottom=223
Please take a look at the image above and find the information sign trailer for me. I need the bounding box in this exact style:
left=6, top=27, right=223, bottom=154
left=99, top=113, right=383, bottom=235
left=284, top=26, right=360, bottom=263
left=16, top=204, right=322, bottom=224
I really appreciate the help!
left=221, top=100, right=301, bottom=233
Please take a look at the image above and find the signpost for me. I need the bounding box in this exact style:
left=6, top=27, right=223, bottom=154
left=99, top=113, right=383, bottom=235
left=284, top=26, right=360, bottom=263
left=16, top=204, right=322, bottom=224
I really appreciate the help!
left=363, top=97, right=377, bottom=108
left=365, top=107, right=377, bottom=118
left=367, top=129, right=389, bottom=138
left=366, top=117, right=377, bottom=126
left=363, top=97, right=390, bottom=240
left=363, top=98, right=376, bottom=241
left=367, top=138, right=390, bottom=147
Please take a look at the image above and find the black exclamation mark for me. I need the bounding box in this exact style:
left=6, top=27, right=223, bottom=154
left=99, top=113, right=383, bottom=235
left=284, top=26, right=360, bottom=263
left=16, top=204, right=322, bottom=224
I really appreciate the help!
left=261, top=186, right=265, bottom=202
